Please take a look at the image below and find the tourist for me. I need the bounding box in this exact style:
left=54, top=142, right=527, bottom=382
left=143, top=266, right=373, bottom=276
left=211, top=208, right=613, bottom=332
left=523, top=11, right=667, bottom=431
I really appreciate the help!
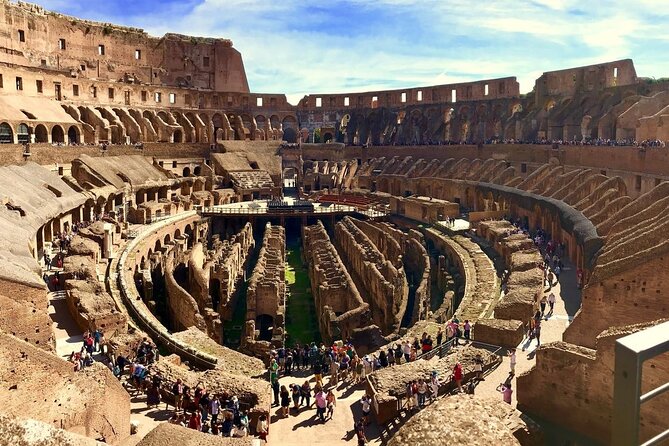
left=256, top=414, right=268, bottom=443
left=379, top=350, right=388, bottom=368
left=326, top=389, right=336, bottom=420
left=473, top=353, right=484, bottom=380
left=330, top=355, right=340, bottom=385
left=315, top=388, right=327, bottom=422
left=355, top=418, right=367, bottom=446
left=93, top=329, right=103, bottom=352
left=269, top=358, right=279, bottom=383
left=540, top=295, right=547, bottom=316
left=314, top=361, right=323, bottom=388
left=271, top=376, right=280, bottom=407
left=554, top=264, right=561, bottom=283
left=430, top=371, right=440, bottom=402
left=498, top=382, right=513, bottom=404
left=300, top=380, right=312, bottom=408
left=463, top=320, right=471, bottom=341
left=285, top=351, right=293, bottom=375
left=576, top=268, right=583, bottom=289
left=509, top=349, right=517, bottom=375
left=210, top=394, right=220, bottom=424
left=280, top=385, right=290, bottom=417
left=405, top=380, right=415, bottom=411
left=548, top=291, right=556, bottom=314
left=360, top=394, right=371, bottom=425
left=188, top=409, right=202, bottom=431
left=340, top=354, right=350, bottom=381
left=535, top=324, right=542, bottom=347
left=147, top=382, right=161, bottom=408
left=291, top=383, right=301, bottom=410
left=452, top=362, right=463, bottom=393
left=409, top=347, right=417, bottom=362
left=199, top=392, right=210, bottom=422
left=402, top=341, right=411, bottom=363
left=235, top=411, right=249, bottom=437
left=446, top=323, right=455, bottom=345
left=546, top=270, right=554, bottom=289
left=436, top=327, right=443, bottom=345
left=417, top=379, right=427, bottom=407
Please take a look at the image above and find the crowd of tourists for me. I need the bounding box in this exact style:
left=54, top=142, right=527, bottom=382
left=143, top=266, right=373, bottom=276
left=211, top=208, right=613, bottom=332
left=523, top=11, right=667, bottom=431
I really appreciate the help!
left=349, top=136, right=667, bottom=148
left=167, top=380, right=254, bottom=439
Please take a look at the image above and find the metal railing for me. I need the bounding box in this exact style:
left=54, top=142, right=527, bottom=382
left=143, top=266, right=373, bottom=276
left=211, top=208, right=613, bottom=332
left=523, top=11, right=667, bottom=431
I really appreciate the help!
left=198, top=204, right=356, bottom=216
left=612, top=320, right=669, bottom=446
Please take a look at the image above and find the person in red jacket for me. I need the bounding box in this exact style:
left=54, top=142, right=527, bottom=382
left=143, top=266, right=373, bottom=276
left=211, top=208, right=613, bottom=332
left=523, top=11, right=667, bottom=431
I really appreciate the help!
left=452, top=362, right=463, bottom=393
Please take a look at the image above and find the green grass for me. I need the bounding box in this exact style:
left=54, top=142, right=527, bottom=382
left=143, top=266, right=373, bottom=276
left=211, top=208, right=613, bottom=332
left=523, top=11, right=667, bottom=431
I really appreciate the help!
left=284, top=241, right=321, bottom=347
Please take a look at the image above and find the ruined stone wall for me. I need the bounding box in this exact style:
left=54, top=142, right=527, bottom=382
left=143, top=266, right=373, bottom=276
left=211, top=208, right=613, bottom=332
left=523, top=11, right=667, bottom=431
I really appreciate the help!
left=164, top=248, right=207, bottom=333
left=517, top=320, right=669, bottom=444
left=0, top=333, right=131, bottom=444
left=335, top=216, right=408, bottom=335
left=0, top=0, right=249, bottom=92
left=246, top=223, right=286, bottom=336
left=564, top=254, right=669, bottom=349
left=355, top=220, right=431, bottom=325
left=302, top=221, right=372, bottom=344
left=207, top=223, right=255, bottom=320
left=0, top=279, right=54, bottom=352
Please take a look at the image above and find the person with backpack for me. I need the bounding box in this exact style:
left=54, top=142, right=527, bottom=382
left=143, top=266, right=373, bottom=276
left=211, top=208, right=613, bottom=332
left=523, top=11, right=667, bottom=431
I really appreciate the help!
left=172, top=379, right=184, bottom=412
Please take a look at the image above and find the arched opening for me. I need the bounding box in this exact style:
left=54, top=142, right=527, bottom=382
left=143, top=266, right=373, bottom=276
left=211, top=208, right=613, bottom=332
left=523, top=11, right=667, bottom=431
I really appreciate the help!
left=322, top=132, right=333, bottom=143
left=35, top=124, right=48, bottom=143
left=193, top=165, right=202, bottom=176
left=174, top=228, right=182, bottom=239
left=255, top=314, right=274, bottom=341
left=182, top=167, right=191, bottom=177
left=283, top=127, right=297, bottom=143
left=17, top=123, right=30, bottom=144
left=173, top=129, right=183, bottom=143
left=67, top=126, right=80, bottom=144
left=0, top=123, right=13, bottom=144
left=209, top=278, right=221, bottom=311
left=184, top=224, right=194, bottom=248
left=163, top=234, right=171, bottom=245
left=51, top=125, right=65, bottom=144
left=154, top=239, right=162, bottom=253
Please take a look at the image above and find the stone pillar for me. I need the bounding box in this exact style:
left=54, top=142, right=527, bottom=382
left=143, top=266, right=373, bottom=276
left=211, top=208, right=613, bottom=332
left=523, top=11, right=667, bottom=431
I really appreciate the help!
left=102, top=223, right=114, bottom=258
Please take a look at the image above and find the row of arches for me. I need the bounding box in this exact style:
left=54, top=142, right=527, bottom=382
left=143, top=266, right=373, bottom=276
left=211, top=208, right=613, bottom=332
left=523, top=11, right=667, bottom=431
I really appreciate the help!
left=0, top=122, right=80, bottom=144
left=62, top=104, right=300, bottom=145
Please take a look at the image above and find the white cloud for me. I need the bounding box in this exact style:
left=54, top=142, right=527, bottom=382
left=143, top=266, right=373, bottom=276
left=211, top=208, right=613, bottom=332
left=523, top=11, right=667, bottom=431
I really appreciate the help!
left=35, top=0, right=669, bottom=99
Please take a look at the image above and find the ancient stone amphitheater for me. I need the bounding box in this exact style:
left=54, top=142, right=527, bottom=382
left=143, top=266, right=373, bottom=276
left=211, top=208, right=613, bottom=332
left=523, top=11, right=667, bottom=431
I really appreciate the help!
left=0, top=2, right=668, bottom=445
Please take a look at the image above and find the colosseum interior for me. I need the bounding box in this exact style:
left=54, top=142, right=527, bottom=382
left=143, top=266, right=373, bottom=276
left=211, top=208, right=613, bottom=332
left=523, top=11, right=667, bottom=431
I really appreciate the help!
left=0, top=1, right=668, bottom=445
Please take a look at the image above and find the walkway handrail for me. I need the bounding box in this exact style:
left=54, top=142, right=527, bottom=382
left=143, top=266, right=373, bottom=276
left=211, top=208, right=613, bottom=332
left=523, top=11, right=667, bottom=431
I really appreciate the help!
left=612, top=320, right=669, bottom=446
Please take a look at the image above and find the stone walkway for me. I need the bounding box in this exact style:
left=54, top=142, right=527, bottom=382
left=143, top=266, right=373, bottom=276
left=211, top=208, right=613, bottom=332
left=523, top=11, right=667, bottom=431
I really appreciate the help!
left=267, top=370, right=383, bottom=445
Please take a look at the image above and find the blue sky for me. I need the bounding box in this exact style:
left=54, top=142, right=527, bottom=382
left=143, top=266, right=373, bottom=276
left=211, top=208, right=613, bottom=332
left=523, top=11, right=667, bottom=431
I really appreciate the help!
left=37, top=0, right=669, bottom=104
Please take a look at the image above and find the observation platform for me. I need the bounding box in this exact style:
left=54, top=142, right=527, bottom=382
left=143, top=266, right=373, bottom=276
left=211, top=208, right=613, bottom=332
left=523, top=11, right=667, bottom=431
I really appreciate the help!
left=197, top=197, right=388, bottom=218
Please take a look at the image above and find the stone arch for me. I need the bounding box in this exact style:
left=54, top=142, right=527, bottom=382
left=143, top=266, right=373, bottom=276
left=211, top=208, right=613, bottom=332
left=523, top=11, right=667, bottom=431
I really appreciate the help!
left=255, top=115, right=267, bottom=139
left=67, top=126, right=80, bottom=144
left=164, top=234, right=171, bottom=245
left=154, top=239, right=162, bottom=253
left=193, top=165, right=202, bottom=176
left=283, top=127, right=297, bottom=143
left=174, top=228, right=182, bottom=239
left=0, top=122, right=14, bottom=144
left=34, top=124, right=48, bottom=143
left=183, top=167, right=191, bottom=177
left=173, top=129, right=183, bottom=143
left=17, top=123, right=30, bottom=144
left=51, top=125, right=65, bottom=143
left=282, top=115, right=297, bottom=132
left=255, top=314, right=274, bottom=341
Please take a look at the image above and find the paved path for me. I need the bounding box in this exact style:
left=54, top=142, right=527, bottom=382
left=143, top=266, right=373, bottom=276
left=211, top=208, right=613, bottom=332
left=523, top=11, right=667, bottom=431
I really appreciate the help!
left=267, top=370, right=383, bottom=445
